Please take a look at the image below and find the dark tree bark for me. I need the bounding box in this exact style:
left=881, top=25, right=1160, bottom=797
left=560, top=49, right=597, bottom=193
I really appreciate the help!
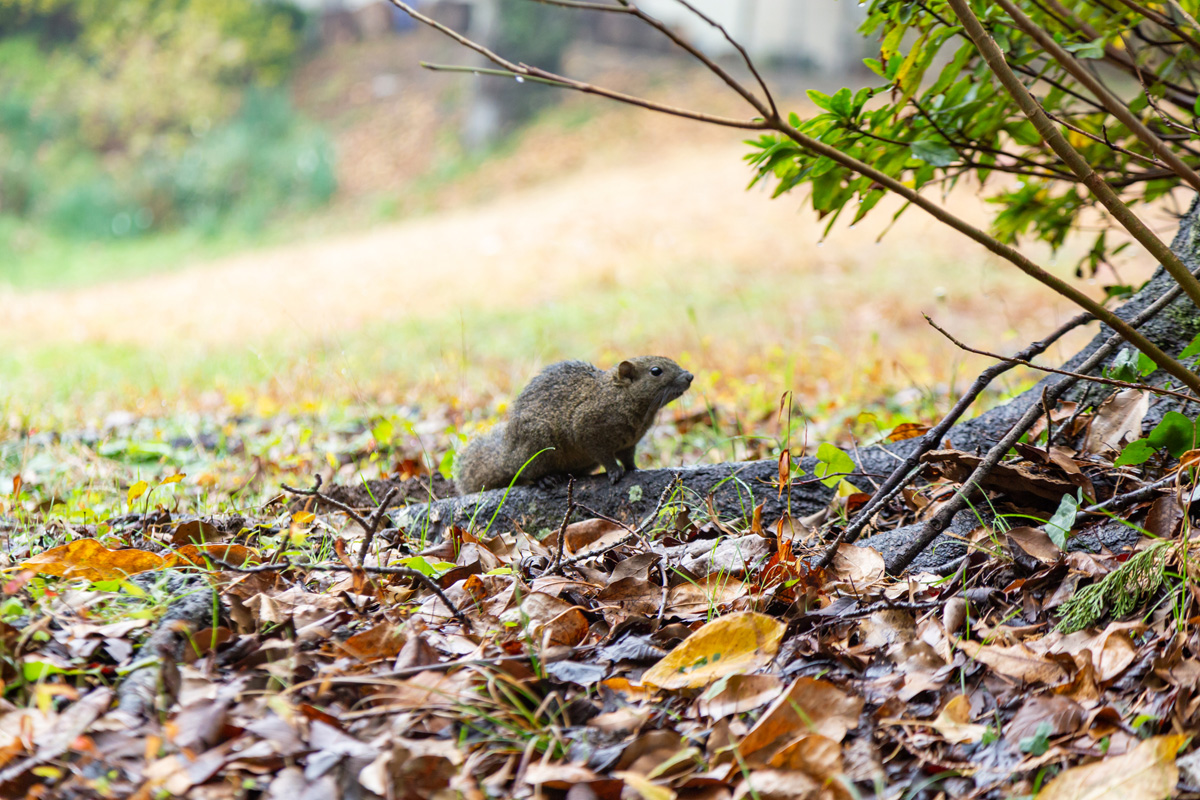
left=397, top=198, right=1200, bottom=570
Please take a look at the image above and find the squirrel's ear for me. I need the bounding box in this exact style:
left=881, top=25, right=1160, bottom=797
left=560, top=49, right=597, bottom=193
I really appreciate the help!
left=617, top=361, right=636, bottom=381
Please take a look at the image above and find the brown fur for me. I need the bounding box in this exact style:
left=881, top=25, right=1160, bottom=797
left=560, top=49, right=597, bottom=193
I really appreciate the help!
left=455, top=356, right=693, bottom=493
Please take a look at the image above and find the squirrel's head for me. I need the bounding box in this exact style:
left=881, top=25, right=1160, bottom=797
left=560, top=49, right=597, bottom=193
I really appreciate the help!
left=613, top=356, right=694, bottom=411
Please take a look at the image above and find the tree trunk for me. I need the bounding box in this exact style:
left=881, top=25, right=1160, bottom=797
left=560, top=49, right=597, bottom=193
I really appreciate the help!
left=396, top=198, right=1200, bottom=568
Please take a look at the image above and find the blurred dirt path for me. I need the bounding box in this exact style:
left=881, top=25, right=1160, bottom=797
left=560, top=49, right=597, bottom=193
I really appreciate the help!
left=0, top=142, right=1066, bottom=349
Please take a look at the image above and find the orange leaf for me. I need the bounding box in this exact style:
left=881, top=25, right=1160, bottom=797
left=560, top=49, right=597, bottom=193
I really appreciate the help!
left=21, top=539, right=168, bottom=581
left=888, top=422, right=929, bottom=442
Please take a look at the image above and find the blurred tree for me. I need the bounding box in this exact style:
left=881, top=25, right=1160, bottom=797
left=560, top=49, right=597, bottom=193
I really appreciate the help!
left=0, top=0, right=333, bottom=239
left=0, top=0, right=304, bottom=154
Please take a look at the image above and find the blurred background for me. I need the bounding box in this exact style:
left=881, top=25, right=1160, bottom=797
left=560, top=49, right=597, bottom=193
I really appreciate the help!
left=0, top=0, right=1166, bottom=443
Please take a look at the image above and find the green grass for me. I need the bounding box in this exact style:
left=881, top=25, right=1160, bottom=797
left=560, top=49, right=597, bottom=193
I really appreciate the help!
left=1, top=251, right=1031, bottom=446
left=0, top=217, right=269, bottom=290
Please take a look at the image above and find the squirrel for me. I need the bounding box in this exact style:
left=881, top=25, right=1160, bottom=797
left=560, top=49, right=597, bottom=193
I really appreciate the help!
left=455, top=356, right=694, bottom=494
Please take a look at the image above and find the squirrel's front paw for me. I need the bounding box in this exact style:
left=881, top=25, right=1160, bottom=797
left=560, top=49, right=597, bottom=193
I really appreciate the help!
left=606, top=466, right=626, bottom=484
left=535, top=474, right=569, bottom=492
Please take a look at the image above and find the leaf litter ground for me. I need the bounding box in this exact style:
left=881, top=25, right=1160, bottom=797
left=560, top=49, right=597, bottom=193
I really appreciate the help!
left=2, top=394, right=1199, bottom=800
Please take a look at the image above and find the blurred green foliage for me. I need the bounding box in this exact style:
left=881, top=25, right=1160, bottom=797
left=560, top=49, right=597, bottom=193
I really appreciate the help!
left=0, top=0, right=334, bottom=243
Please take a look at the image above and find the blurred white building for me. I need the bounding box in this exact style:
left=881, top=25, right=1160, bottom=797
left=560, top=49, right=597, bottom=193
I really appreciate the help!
left=287, top=0, right=870, bottom=74
left=619, top=0, right=869, bottom=73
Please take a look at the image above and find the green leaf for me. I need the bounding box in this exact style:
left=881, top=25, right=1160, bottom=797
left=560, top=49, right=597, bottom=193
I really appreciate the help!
left=806, top=90, right=833, bottom=111
left=813, top=443, right=856, bottom=488
left=1180, top=331, right=1200, bottom=360
left=1105, top=348, right=1141, bottom=383
left=1147, top=411, right=1195, bottom=458
left=1019, top=721, right=1053, bottom=756
left=1136, top=351, right=1157, bottom=376
left=1064, top=38, right=1105, bottom=59
left=395, top=556, right=457, bottom=577
left=1114, top=438, right=1156, bottom=467
left=1044, top=491, right=1080, bottom=548
left=830, top=87, right=853, bottom=117
left=439, top=448, right=455, bottom=481
left=910, top=140, right=958, bottom=166
left=372, top=418, right=395, bottom=445
left=23, top=661, right=76, bottom=682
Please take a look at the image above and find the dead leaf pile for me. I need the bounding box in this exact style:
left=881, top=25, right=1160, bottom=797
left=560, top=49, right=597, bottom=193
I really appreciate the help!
left=2, top=387, right=1200, bottom=798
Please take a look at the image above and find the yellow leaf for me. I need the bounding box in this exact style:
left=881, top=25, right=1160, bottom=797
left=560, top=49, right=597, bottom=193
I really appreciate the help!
left=160, top=474, right=185, bottom=485
left=929, top=695, right=988, bottom=744
left=1067, top=129, right=1091, bottom=150
left=1038, top=734, right=1185, bottom=800
left=326, top=452, right=339, bottom=470
left=21, top=539, right=168, bottom=581
left=127, top=481, right=149, bottom=504
left=641, top=611, right=785, bottom=690
left=292, top=511, right=315, bottom=526
left=614, top=771, right=676, bottom=800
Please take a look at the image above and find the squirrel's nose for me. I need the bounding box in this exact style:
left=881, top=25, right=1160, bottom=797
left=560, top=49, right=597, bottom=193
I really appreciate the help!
left=683, top=372, right=694, bottom=384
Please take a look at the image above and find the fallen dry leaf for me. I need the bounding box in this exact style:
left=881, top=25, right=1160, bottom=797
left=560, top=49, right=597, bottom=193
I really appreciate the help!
left=641, top=612, right=785, bottom=690
left=1006, top=526, right=1063, bottom=565
left=21, top=539, right=168, bottom=581
left=929, top=695, right=988, bottom=744
left=956, top=639, right=1070, bottom=685
left=1037, top=734, right=1185, bottom=799
left=739, top=677, right=863, bottom=763
left=1084, top=389, right=1149, bottom=456
left=696, top=674, right=783, bottom=719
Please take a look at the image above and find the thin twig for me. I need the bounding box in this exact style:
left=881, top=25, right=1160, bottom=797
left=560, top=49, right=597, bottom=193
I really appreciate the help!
left=391, top=2, right=767, bottom=130
left=925, top=314, right=1200, bottom=405
left=279, top=476, right=403, bottom=567
left=550, top=477, right=575, bottom=575
left=358, top=486, right=400, bottom=567
left=1080, top=472, right=1180, bottom=520
left=282, top=475, right=368, bottom=532
left=670, top=0, right=778, bottom=119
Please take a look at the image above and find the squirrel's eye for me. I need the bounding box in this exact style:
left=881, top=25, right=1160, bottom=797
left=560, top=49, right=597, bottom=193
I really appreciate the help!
left=650, top=366, right=663, bottom=376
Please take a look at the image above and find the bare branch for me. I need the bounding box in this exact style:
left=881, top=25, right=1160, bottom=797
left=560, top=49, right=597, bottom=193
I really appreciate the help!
left=889, top=264, right=1200, bottom=574
left=393, top=2, right=767, bottom=130
left=924, top=314, right=1200, bottom=405
left=670, top=0, right=778, bottom=119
